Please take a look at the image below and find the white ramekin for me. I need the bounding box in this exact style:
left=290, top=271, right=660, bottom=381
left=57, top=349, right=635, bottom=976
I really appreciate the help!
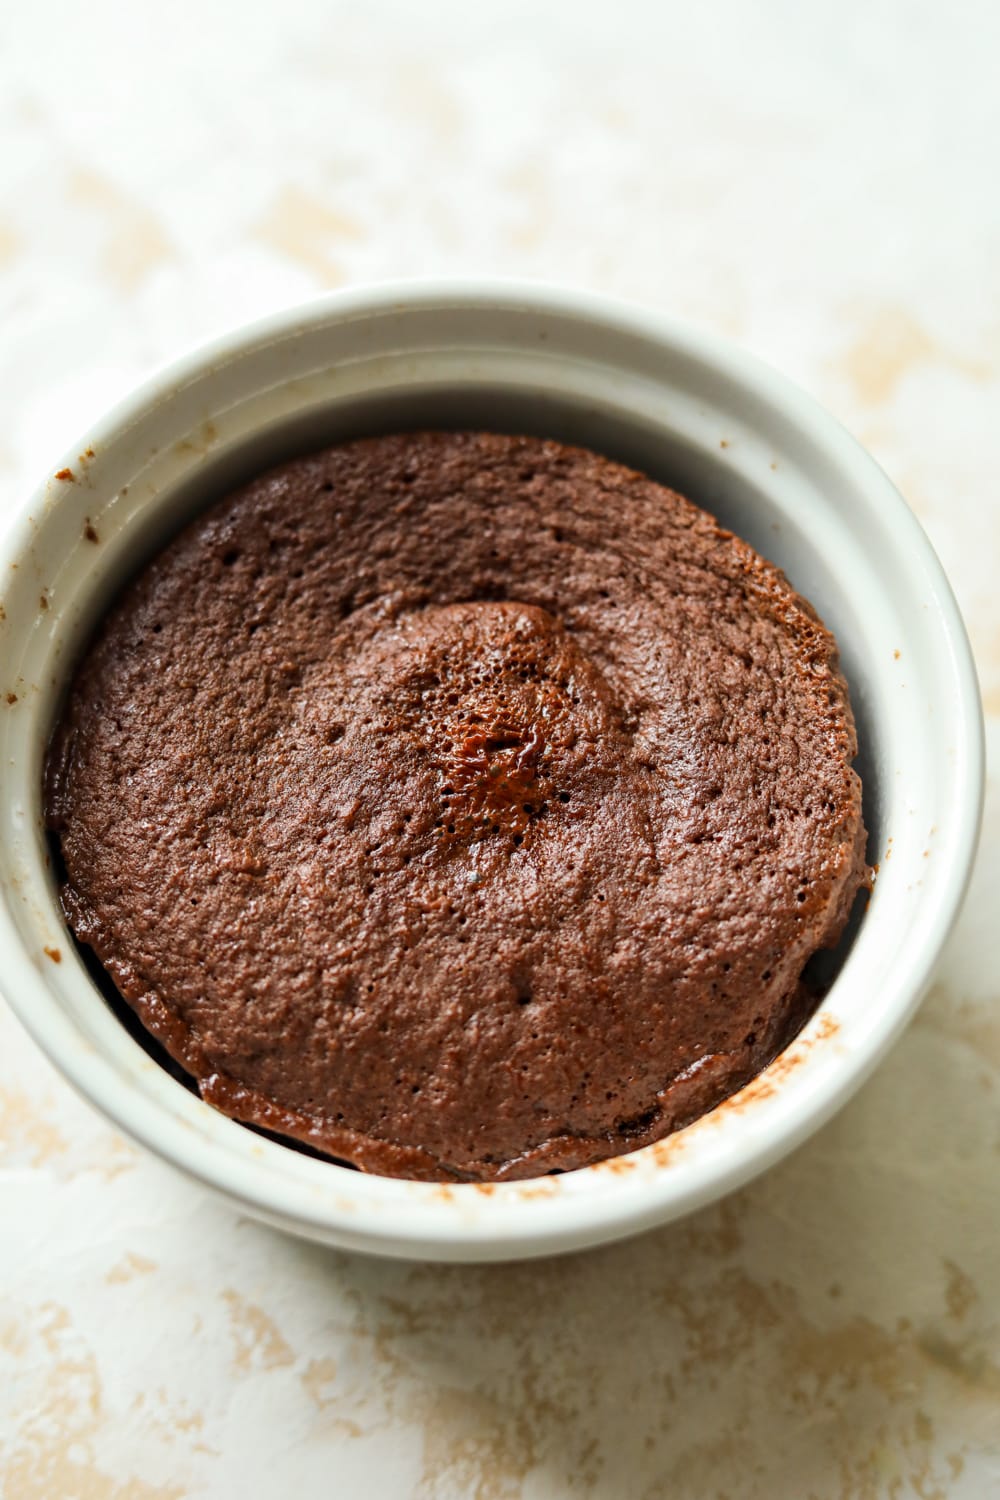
left=0, top=282, right=984, bottom=1261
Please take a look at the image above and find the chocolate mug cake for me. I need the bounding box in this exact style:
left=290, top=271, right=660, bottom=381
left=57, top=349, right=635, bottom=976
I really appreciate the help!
left=45, top=432, right=868, bottom=1181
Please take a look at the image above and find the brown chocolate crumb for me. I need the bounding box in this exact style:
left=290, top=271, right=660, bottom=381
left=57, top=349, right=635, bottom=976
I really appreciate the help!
left=44, top=946, right=62, bottom=963
left=55, top=468, right=74, bottom=482
left=83, top=521, right=99, bottom=544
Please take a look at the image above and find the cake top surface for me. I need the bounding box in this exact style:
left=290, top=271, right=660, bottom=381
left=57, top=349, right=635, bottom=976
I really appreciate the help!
left=46, top=431, right=867, bottom=1180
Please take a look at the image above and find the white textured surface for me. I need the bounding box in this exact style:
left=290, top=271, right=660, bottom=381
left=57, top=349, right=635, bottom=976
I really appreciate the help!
left=2, top=3, right=999, bottom=1495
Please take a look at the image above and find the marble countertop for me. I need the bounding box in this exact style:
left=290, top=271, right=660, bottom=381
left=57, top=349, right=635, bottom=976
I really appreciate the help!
left=2, top=2, right=998, bottom=1495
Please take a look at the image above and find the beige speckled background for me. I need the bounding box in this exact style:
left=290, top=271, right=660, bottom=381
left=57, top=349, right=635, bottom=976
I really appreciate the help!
left=2, top=3, right=999, bottom=1495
